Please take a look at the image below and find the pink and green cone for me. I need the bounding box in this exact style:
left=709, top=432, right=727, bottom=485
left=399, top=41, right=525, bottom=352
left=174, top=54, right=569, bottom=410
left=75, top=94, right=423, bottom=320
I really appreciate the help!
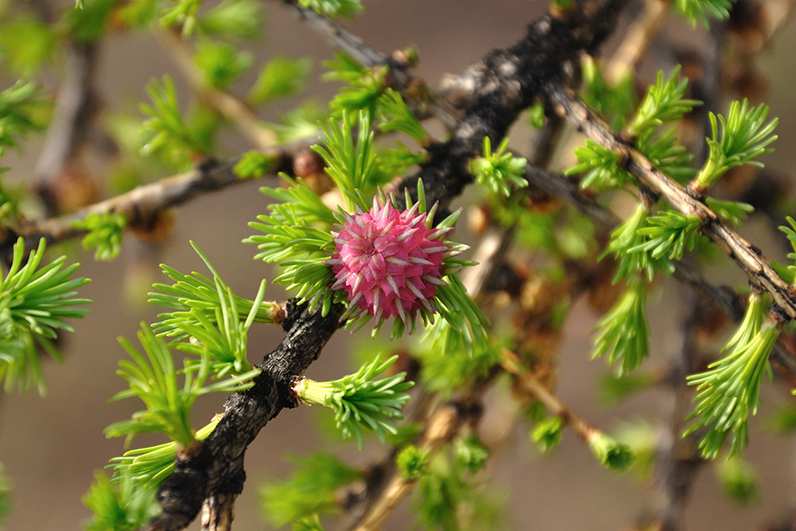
left=327, top=197, right=466, bottom=335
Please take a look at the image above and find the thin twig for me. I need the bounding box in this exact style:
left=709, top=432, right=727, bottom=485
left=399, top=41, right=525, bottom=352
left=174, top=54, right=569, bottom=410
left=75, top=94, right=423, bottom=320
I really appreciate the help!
left=352, top=403, right=462, bottom=531
left=500, top=349, right=606, bottom=445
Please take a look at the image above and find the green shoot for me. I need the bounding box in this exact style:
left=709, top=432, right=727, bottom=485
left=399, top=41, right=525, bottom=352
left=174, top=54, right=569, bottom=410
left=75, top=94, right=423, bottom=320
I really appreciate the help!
left=149, top=241, right=281, bottom=338
left=396, top=444, right=431, bottom=479
left=108, top=418, right=219, bottom=489
left=675, top=0, right=734, bottom=26
left=245, top=176, right=337, bottom=312
left=585, top=430, right=634, bottom=471
left=0, top=462, right=10, bottom=524
left=0, top=80, right=46, bottom=158
left=779, top=216, right=796, bottom=283
left=432, top=275, right=491, bottom=351
left=532, top=416, right=565, bottom=452
left=695, top=99, right=778, bottom=190
left=707, top=198, right=754, bottom=227
left=412, top=451, right=504, bottom=530
left=323, top=53, right=387, bottom=115
left=374, top=142, right=428, bottom=183
left=260, top=453, right=362, bottom=527
left=294, top=514, right=325, bottom=531
left=294, top=355, right=414, bottom=450
left=592, top=279, right=650, bottom=376
left=416, top=317, right=500, bottom=396
left=686, top=292, right=780, bottom=458
left=82, top=471, right=158, bottom=531
left=197, top=0, right=264, bottom=40
left=261, top=100, right=326, bottom=144
left=637, top=127, right=696, bottom=183
left=139, top=76, right=206, bottom=165
left=453, top=435, right=489, bottom=474
left=298, top=0, right=364, bottom=18
left=580, top=56, right=636, bottom=129
left=312, top=111, right=376, bottom=212
left=626, top=67, right=700, bottom=139
left=160, top=0, right=200, bottom=36
left=73, top=212, right=127, bottom=261
left=602, top=204, right=673, bottom=283
left=567, top=139, right=633, bottom=191
left=715, top=457, right=760, bottom=505
left=105, top=324, right=260, bottom=448
left=376, top=89, right=429, bottom=143
left=66, top=0, right=117, bottom=42
left=0, top=14, right=58, bottom=75
left=469, top=137, right=529, bottom=198
left=194, top=39, right=253, bottom=89
left=172, top=277, right=266, bottom=377
left=248, top=55, right=313, bottom=105
left=0, top=237, right=91, bottom=394
left=631, top=209, right=701, bottom=260
left=528, top=101, right=546, bottom=129
left=233, top=151, right=279, bottom=179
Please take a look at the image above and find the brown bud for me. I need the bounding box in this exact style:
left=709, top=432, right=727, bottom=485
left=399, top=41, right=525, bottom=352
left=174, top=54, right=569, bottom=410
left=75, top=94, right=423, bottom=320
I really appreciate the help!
left=129, top=208, right=175, bottom=243
left=391, top=46, right=419, bottom=68
left=293, top=149, right=334, bottom=195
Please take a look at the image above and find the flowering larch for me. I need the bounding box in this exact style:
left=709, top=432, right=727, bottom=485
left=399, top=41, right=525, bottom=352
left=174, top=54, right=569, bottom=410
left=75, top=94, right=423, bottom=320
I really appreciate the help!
left=327, top=197, right=463, bottom=333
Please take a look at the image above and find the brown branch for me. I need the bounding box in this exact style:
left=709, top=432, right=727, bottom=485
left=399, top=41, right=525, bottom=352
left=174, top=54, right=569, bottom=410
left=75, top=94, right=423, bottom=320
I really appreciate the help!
left=500, top=349, right=608, bottom=446
left=34, top=41, right=100, bottom=215
left=146, top=301, right=346, bottom=531
left=3, top=152, right=292, bottom=259
left=516, top=157, right=796, bottom=375
left=548, top=88, right=796, bottom=320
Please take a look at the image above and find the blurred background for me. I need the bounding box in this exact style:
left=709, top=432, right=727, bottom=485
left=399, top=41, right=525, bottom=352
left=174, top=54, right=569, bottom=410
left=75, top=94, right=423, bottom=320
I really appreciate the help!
left=2, top=0, right=796, bottom=529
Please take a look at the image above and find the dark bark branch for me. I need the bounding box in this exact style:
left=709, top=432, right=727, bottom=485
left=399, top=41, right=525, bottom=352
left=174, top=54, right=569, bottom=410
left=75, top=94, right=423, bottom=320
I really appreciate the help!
left=146, top=301, right=346, bottom=531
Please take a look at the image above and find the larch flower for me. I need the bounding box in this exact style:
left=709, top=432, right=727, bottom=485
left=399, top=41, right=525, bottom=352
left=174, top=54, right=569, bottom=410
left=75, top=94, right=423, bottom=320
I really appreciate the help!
left=327, top=196, right=466, bottom=336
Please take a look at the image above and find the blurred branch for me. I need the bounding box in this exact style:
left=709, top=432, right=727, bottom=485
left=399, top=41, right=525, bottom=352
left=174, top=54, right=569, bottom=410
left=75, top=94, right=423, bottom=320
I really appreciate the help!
left=604, top=0, right=669, bottom=84
left=156, top=29, right=277, bottom=150
left=34, top=41, right=100, bottom=215
left=4, top=152, right=292, bottom=259
left=352, top=403, right=463, bottom=531
left=500, top=349, right=607, bottom=445
left=655, top=291, right=706, bottom=531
